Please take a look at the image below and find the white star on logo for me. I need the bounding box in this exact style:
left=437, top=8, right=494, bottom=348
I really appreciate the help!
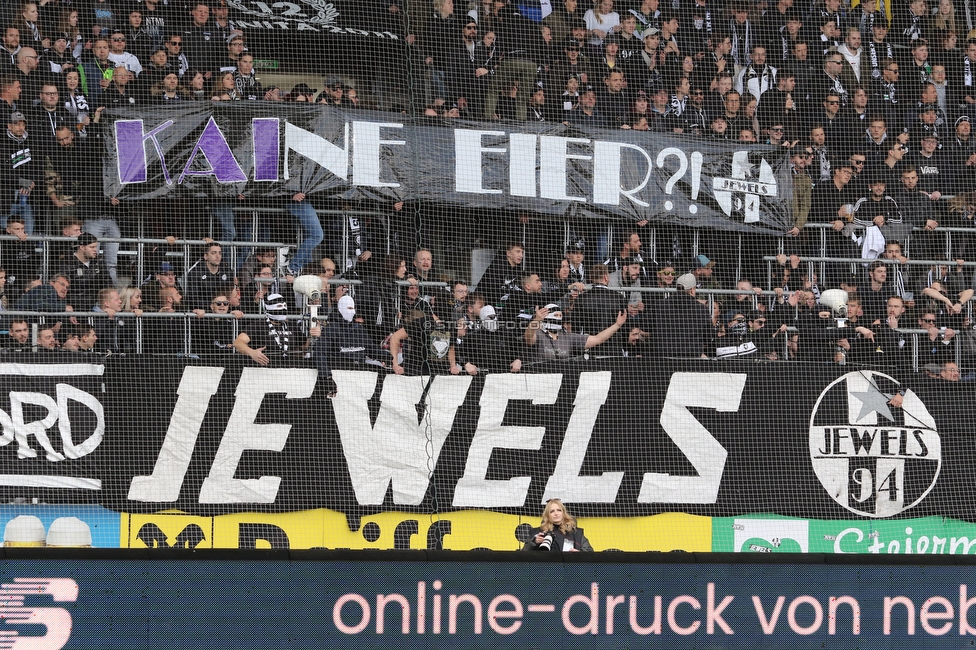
left=849, top=380, right=894, bottom=422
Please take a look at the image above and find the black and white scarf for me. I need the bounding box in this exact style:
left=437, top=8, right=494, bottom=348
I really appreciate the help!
left=630, top=7, right=661, bottom=35
left=234, top=71, right=259, bottom=99
left=891, top=265, right=907, bottom=299
left=690, top=8, right=712, bottom=38
left=902, top=13, right=923, bottom=43
left=700, top=5, right=713, bottom=34
left=729, top=18, right=751, bottom=67
left=266, top=319, right=290, bottom=355
left=669, top=93, right=686, bottom=116
left=828, top=10, right=842, bottom=32
left=814, top=145, right=831, bottom=182
left=264, top=293, right=290, bottom=355
left=568, top=263, right=585, bottom=283
left=828, top=73, right=848, bottom=105
left=859, top=9, right=876, bottom=34
left=880, top=80, right=898, bottom=105
left=24, top=21, right=40, bottom=43
left=778, top=25, right=794, bottom=61
left=64, top=92, right=88, bottom=116
left=867, top=40, right=892, bottom=80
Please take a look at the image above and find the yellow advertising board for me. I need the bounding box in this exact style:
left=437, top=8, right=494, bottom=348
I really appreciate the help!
left=122, top=509, right=711, bottom=552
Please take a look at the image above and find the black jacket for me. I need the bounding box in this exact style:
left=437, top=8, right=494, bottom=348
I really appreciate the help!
left=495, top=7, right=544, bottom=61
left=449, top=41, right=493, bottom=105
left=49, top=134, right=108, bottom=212
left=61, top=255, right=111, bottom=311
left=0, top=237, right=39, bottom=295
left=313, top=318, right=388, bottom=377
left=29, top=107, right=70, bottom=160
left=421, top=11, right=459, bottom=71
left=0, top=130, right=41, bottom=203
left=522, top=526, right=593, bottom=552
left=184, top=261, right=234, bottom=310
left=649, top=291, right=712, bottom=358
left=191, top=316, right=238, bottom=356
left=570, top=284, right=626, bottom=356
left=478, top=258, right=523, bottom=309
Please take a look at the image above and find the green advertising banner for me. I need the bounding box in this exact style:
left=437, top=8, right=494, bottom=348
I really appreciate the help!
left=713, top=514, right=976, bottom=555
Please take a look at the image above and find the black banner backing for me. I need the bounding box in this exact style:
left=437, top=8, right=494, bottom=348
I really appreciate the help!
left=105, top=104, right=794, bottom=234
left=0, top=358, right=972, bottom=522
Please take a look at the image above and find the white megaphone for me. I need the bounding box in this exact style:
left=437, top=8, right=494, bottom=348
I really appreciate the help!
left=293, top=274, right=324, bottom=324
left=819, top=288, right=849, bottom=327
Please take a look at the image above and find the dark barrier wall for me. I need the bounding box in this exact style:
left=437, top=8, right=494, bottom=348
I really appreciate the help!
left=0, top=358, right=972, bottom=525
left=6, top=550, right=976, bottom=649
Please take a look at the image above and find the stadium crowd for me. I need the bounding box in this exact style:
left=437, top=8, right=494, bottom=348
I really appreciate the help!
left=0, top=0, right=973, bottom=377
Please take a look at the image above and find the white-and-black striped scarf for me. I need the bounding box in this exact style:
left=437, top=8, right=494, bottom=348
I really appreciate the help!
left=729, top=18, right=751, bottom=67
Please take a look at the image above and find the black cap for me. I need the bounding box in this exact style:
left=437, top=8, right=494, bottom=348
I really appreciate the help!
left=564, top=38, right=581, bottom=50
left=75, top=232, right=97, bottom=247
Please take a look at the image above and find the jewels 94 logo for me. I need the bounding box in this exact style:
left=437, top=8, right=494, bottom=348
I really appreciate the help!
left=0, top=578, right=77, bottom=650
left=809, top=371, right=940, bottom=518
left=712, top=151, right=778, bottom=224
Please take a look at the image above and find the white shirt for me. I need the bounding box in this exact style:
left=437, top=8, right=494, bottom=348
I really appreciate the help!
left=108, top=51, right=143, bottom=76
left=584, top=9, right=620, bottom=46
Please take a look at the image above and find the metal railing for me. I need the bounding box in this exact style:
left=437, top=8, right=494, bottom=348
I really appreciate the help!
left=23, top=211, right=973, bottom=292
left=7, top=275, right=440, bottom=355
left=8, top=300, right=962, bottom=371
left=772, top=223, right=976, bottom=283
left=6, top=309, right=311, bottom=356
left=578, top=285, right=965, bottom=370
left=5, top=203, right=392, bottom=286
left=4, top=208, right=972, bottom=369
left=5, top=234, right=291, bottom=287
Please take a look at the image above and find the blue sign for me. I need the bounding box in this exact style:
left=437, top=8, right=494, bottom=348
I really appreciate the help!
left=0, top=505, right=120, bottom=548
